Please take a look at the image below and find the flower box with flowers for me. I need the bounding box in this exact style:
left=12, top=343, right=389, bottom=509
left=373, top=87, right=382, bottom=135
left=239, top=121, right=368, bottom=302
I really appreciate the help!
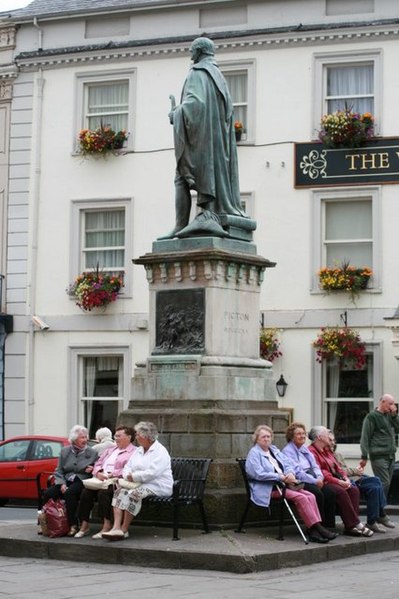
left=260, top=327, right=282, bottom=362
left=67, top=269, right=123, bottom=312
left=318, top=108, right=374, bottom=149
left=77, top=125, right=128, bottom=157
left=318, top=263, right=372, bottom=301
left=234, top=120, right=244, bottom=142
left=313, top=327, right=366, bottom=370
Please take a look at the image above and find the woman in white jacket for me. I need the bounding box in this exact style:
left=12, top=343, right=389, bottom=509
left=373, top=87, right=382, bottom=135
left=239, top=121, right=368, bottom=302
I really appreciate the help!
left=102, top=421, right=173, bottom=540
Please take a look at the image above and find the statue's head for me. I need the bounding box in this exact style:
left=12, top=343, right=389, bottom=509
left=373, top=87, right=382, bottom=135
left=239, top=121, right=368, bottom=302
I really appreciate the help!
left=190, top=37, right=215, bottom=62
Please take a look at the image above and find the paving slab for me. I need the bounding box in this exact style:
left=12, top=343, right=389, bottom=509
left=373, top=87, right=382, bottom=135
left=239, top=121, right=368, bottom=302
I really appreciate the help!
left=1, top=516, right=399, bottom=573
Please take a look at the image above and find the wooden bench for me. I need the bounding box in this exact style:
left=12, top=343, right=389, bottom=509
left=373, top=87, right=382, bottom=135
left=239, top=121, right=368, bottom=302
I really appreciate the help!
left=37, top=457, right=212, bottom=541
left=235, top=458, right=308, bottom=544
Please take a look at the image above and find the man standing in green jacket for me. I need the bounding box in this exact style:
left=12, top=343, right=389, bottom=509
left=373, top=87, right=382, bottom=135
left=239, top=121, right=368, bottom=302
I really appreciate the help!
left=360, top=394, right=399, bottom=516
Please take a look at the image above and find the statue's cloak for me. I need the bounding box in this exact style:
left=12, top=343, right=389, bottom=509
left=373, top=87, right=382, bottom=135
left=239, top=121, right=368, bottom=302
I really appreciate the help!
left=173, top=57, right=243, bottom=216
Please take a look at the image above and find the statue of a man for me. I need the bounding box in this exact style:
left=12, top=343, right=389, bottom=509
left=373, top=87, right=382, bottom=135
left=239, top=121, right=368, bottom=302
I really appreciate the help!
left=160, top=37, right=248, bottom=239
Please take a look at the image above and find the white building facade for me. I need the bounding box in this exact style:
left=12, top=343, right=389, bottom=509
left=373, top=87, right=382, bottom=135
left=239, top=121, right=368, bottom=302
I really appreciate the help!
left=1, top=0, right=399, bottom=460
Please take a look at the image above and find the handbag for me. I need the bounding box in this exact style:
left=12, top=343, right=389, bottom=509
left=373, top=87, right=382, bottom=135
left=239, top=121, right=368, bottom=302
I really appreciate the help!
left=43, top=498, right=70, bottom=538
left=82, top=476, right=117, bottom=491
left=118, top=479, right=141, bottom=491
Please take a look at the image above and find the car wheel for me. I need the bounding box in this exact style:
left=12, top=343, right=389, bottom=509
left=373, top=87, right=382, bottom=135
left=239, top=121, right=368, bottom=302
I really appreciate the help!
left=0, top=499, right=8, bottom=507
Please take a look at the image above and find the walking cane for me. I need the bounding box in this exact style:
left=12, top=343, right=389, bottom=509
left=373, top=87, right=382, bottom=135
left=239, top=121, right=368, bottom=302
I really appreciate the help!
left=276, top=485, right=309, bottom=544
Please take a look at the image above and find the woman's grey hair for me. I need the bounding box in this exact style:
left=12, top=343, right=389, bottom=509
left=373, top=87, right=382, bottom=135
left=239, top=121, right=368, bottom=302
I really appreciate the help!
left=134, top=421, right=158, bottom=443
left=252, top=424, right=273, bottom=444
left=95, top=427, right=113, bottom=442
left=69, top=424, right=88, bottom=443
left=308, top=425, right=327, bottom=442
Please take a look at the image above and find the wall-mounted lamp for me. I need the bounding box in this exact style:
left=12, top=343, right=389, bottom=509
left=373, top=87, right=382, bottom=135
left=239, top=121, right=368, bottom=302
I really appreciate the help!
left=276, top=374, right=288, bottom=397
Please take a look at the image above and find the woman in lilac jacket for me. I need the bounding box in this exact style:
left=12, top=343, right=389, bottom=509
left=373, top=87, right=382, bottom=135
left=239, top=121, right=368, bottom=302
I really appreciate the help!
left=245, top=424, right=336, bottom=543
left=282, top=422, right=337, bottom=529
left=75, top=425, right=135, bottom=538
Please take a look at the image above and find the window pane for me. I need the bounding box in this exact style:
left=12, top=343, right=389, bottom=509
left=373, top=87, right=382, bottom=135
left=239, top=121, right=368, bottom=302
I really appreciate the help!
left=327, top=65, right=373, bottom=95
left=325, top=201, right=372, bottom=240
left=84, top=400, right=120, bottom=439
left=326, top=64, right=374, bottom=114
left=224, top=71, right=248, bottom=129
left=83, top=209, right=125, bottom=270
left=86, top=81, right=128, bottom=130
left=324, top=200, right=372, bottom=266
left=326, top=355, right=373, bottom=443
left=85, top=249, right=124, bottom=269
left=326, top=242, right=372, bottom=267
left=327, top=400, right=373, bottom=443
left=83, top=356, right=122, bottom=397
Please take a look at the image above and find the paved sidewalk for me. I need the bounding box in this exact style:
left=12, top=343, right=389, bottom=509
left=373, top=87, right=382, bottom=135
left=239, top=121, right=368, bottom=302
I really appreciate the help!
left=1, top=550, right=399, bottom=598
left=1, top=514, right=399, bottom=574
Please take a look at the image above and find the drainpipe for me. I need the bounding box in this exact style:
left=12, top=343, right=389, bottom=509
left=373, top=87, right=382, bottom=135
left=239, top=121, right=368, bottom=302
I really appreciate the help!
left=27, top=66, right=44, bottom=434
left=32, top=17, right=43, bottom=51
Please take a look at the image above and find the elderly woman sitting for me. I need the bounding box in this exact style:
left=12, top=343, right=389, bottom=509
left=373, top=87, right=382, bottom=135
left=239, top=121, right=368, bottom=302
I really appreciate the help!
left=282, top=422, right=337, bottom=529
left=245, top=424, right=336, bottom=543
left=309, top=426, right=373, bottom=537
left=75, top=425, right=135, bottom=538
left=92, top=427, right=116, bottom=457
left=102, top=421, right=173, bottom=541
left=42, top=424, right=97, bottom=537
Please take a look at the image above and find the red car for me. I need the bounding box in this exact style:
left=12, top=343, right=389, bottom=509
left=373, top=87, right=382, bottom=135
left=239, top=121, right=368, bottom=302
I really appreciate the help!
left=0, top=435, right=69, bottom=505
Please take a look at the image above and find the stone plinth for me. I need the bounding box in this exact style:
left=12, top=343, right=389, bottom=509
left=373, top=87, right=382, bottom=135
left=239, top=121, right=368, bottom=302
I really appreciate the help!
left=119, top=238, right=289, bottom=527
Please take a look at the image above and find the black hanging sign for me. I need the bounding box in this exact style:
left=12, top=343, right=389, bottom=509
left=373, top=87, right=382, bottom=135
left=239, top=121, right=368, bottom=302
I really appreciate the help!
left=294, top=138, right=399, bottom=188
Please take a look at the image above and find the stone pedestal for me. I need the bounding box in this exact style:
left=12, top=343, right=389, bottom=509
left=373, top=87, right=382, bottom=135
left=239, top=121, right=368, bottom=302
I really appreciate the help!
left=120, top=238, right=290, bottom=526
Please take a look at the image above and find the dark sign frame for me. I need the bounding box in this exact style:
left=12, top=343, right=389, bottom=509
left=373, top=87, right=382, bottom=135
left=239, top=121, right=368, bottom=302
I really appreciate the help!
left=295, top=138, right=399, bottom=188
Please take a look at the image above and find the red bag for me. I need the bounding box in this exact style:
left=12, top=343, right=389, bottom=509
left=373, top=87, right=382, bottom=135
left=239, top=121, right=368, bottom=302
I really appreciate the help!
left=43, top=498, right=69, bottom=538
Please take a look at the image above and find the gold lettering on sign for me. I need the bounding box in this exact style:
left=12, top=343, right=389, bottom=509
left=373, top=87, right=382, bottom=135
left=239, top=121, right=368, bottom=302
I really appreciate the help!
left=345, top=152, right=391, bottom=171
left=346, top=154, right=360, bottom=170
left=379, top=153, right=390, bottom=168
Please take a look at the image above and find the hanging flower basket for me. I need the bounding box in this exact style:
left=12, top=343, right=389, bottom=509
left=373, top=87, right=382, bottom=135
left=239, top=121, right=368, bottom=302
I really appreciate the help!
left=77, top=125, right=128, bottom=156
left=260, top=327, right=282, bottom=362
left=67, top=268, right=123, bottom=312
left=318, top=262, right=373, bottom=301
left=318, top=108, right=374, bottom=149
left=313, top=327, right=366, bottom=369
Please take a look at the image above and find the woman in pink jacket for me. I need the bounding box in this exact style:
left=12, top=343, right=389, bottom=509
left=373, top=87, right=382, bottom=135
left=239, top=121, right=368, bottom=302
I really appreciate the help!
left=75, top=425, right=135, bottom=538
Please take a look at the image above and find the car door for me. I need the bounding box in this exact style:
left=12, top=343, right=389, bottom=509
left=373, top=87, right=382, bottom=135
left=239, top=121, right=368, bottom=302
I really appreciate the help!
left=0, top=438, right=32, bottom=499
left=27, top=439, right=64, bottom=499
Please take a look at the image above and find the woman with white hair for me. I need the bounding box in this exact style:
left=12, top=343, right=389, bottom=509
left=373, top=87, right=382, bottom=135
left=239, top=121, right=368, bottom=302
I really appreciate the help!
left=42, top=424, right=97, bottom=536
left=102, top=421, right=173, bottom=541
left=93, top=427, right=116, bottom=457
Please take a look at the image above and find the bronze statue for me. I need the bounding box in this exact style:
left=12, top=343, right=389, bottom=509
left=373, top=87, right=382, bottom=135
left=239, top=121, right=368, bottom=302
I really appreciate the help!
left=159, top=37, right=253, bottom=240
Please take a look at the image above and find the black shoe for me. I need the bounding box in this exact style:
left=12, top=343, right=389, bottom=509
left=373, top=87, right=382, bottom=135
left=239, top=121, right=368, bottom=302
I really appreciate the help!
left=316, top=523, right=338, bottom=540
left=307, top=528, right=329, bottom=543
left=308, top=533, right=329, bottom=544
